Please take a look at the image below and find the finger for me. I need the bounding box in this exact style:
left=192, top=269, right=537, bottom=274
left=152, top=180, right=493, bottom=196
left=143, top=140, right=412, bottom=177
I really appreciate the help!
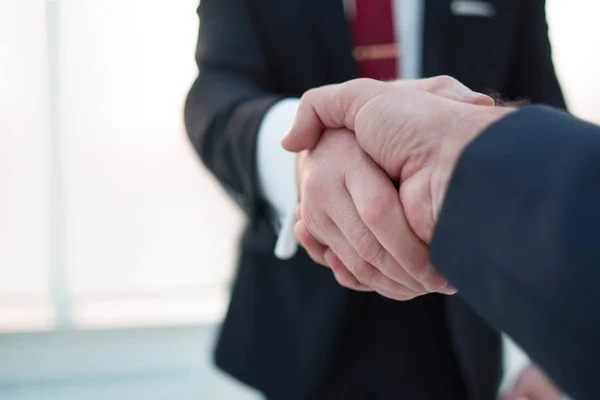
left=282, top=76, right=493, bottom=153
left=324, top=249, right=371, bottom=291
left=503, top=366, right=562, bottom=400
left=282, top=79, right=387, bottom=152
left=296, top=203, right=365, bottom=283
left=324, top=175, right=427, bottom=294
left=504, top=386, right=558, bottom=400
left=345, top=156, right=454, bottom=294
left=415, top=75, right=495, bottom=106
left=294, top=220, right=328, bottom=266
left=317, top=218, right=421, bottom=299
left=326, top=249, right=423, bottom=301
left=295, top=204, right=302, bottom=221
left=436, top=88, right=495, bottom=106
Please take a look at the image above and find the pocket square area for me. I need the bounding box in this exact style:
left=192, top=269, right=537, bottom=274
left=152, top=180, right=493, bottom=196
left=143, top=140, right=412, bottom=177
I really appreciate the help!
left=451, top=0, right=496, bottom=17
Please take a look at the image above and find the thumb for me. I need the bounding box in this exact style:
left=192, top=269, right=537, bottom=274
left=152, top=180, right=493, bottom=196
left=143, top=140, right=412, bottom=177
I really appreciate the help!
left=281, top=84, right=341, bottom=152
left=450, top=90, right=495, bottom=106
left=282, top=79, right=387, bottom=152
left=281, top=111, right=324, bottom=153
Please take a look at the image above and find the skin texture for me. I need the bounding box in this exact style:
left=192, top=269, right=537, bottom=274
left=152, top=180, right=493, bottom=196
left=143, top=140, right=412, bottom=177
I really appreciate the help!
left=288, top=77, right=498, bottom=295
left=284, top=76, right=562, bottom=400
left=295, top=128, right=429, bottom=300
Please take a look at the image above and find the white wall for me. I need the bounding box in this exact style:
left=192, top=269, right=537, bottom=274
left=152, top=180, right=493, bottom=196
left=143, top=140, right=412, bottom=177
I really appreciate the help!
left=0, top=0, right=598, bottom=330
left=0, top=2, right=49, bottom=295
left=0, top=0, right=243, bottom=330
left=59, top=0, right=243, bottom=296
left=547, top=0, right=600, bottom=124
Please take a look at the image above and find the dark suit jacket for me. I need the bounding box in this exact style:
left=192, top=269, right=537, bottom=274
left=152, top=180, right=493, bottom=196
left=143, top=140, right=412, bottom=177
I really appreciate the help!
left=184, top=0, right=566, bottom=398
left=431, top=106, right=600, bottom=400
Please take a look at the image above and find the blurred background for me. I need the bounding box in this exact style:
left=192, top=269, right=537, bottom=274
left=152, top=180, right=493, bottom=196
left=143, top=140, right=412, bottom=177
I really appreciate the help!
left=0, top=0, right=598, bottom=399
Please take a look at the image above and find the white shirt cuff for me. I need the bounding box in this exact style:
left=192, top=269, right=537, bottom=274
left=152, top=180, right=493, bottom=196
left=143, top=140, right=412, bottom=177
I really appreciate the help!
left=256, top=98, right=300, bottom=259
left=498, top=333, right=532, bottom=396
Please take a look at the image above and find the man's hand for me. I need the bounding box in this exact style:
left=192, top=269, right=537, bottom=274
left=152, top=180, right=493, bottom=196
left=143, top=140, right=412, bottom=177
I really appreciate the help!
left=284, top=77, right=512, bottom=243
left=294, top=128, right=447, bottom=299
left=503, top=365, right=563, bottom=400
left=284, top=76, right=508, bottom=293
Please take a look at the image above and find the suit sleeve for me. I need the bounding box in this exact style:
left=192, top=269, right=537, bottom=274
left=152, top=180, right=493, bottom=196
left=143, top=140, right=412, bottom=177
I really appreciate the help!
left=184, top=0, right=281, bottom=218
left=504, top=0, right=567, bottom=109
left=430, top=106, right=600, bottom=400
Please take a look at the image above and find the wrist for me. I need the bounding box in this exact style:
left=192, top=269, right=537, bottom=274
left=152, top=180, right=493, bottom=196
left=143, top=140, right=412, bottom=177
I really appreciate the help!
left=469, top=106, right=516, bottom=142
left=431, top=106, right=515, bottom=233
left=452, top=105, right=516, bottom=155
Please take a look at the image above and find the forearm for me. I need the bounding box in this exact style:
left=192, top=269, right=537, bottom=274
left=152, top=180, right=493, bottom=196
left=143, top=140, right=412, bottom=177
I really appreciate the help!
left=430, top=106, right=600, bottom=400
left=184, top=69, right=281, bottom=216
left=185, top=0, right=288, bottom=217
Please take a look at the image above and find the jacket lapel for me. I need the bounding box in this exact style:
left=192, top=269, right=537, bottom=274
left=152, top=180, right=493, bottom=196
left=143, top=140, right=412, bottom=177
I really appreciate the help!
left=422, top=0, right=452, bottom=77
left=304, top=0, right=357, bottom=83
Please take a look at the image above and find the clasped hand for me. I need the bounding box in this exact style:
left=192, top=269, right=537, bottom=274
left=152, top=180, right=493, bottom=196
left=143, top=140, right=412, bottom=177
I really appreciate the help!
left=284, top=76, right=510, bottom=300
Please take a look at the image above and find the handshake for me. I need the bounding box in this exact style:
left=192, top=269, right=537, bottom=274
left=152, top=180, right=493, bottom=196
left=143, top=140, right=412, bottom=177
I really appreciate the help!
left=281, top=76, right=513, bottom=301
left=277, top=75, right=600, bottom=399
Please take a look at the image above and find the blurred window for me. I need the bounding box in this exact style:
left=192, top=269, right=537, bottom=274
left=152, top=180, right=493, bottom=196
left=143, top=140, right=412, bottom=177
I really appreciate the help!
left=0, top=0, right=242, bottom=332
left=0, top=0, right=599, bottom=332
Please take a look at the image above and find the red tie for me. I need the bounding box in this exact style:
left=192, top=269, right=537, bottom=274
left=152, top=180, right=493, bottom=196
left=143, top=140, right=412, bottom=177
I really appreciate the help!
left=350, top=0, right=399, bottom=81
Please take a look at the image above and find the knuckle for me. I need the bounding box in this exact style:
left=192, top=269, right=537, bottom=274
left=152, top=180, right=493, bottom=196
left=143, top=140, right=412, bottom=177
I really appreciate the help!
left=342, top=78, right=380, bottom=106
left=305, top=249, right=324, bottom=265
left=330, top=262, right=358, bottom=289
left=423, top=75, right=456, bottom=93
left=349, top=78, right=375, bottom=91
left=354, top=229, right=384, bottom=265
left=300, top=204, right=318, bottom=234
left=360, top=195, right=396, bottom=228
left=435, top=75, right=456, bottom=87
left=301, top=87, right=319, bottom=103
left=303, top=174, right=327, bottom=203
left=301, top=208, right=334, bottom=244
left=334, top=272, right=357, bottom=290
left=352, top=260, right=376, bottom=283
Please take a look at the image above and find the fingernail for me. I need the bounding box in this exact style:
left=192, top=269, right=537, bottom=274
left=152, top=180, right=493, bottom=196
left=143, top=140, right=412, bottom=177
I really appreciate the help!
left=464, top=91, right=495, bottom=106
left=420, top=265, right=448, bottom=293
left=439, top=281, right=458, bottom=295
